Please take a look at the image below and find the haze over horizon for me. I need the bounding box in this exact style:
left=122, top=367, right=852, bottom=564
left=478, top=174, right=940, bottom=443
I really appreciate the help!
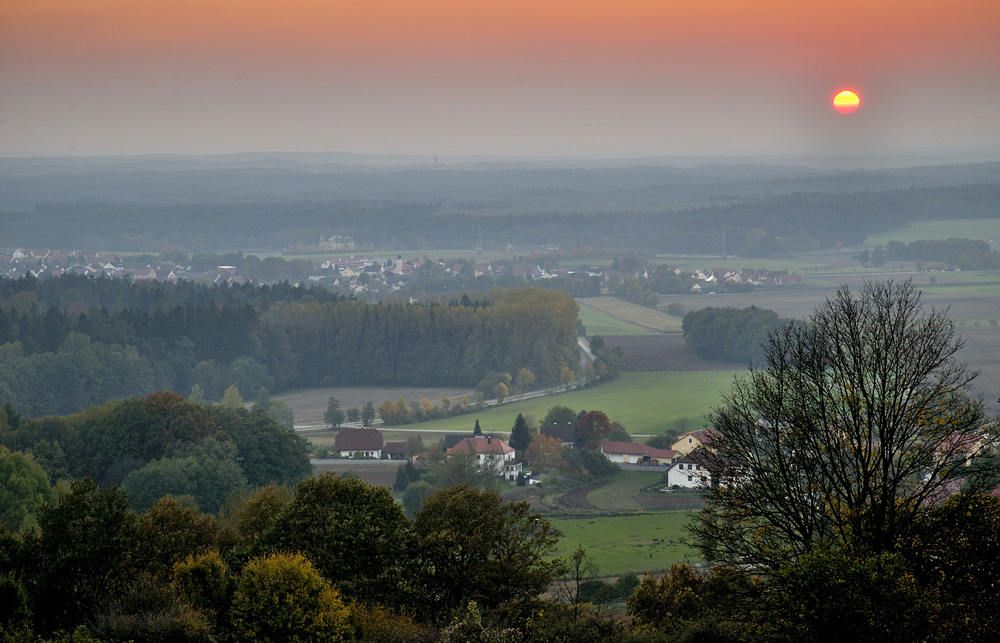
left=3, top=0, right=999, bottom=164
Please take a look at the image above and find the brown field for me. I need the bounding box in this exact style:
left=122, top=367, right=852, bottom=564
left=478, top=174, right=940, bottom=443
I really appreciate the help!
left=311, top=459, right=399, bottom=489
left=578, top=297, right=683, bottom=333
left=604, top=335, right=743, bottom=372
left=278, top=385, right=476, bottom=425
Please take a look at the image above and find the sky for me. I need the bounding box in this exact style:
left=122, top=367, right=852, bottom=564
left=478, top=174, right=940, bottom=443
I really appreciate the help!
left=2, top=0, right=1000, bottom=162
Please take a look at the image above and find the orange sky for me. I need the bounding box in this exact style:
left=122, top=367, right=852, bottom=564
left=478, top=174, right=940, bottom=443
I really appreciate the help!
left=3, top=0, right=999, bottom=160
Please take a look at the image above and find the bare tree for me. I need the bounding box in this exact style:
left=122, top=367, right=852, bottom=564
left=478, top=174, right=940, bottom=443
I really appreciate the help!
left=692, top=281, right=999, bottom=569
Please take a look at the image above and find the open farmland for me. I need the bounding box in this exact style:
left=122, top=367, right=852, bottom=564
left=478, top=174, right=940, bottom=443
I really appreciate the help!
left=319, top=371, right=740, bottom=437
left=549, top=512, right=697, bottom=577
left=577, top=297, right=683, bottom=333
left=577, top=303, right=655, bottom=336
left=605, top=335, right=745, bottom=372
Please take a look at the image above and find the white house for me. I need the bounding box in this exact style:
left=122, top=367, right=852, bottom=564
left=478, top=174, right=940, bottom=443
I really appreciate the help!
left=447, top=436, right=515, bottom=475
left=665, top=451, right=711, bottom=488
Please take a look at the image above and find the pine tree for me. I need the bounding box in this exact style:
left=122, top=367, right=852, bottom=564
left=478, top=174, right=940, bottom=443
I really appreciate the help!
left=510, top=413, right=531, bottom=451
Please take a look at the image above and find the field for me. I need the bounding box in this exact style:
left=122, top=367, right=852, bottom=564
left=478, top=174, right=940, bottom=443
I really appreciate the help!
left=577, top=297, right=683, bottom=334
left=310, top=371, right=739, bottom=438
left=863, top=219, right=1000, bottom=248
left=605, top=335, right=744, bottom=372
left=577, top=303, right=655, bottom=336
left=549, top=511, right=697, bottom=577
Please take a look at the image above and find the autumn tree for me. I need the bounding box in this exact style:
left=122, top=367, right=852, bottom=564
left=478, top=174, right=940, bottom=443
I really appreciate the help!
left=524, top=434, right=565, bottom=473
left=515, top=367, right=535, bottom=393
left=692, top=281, right=999, bottom=569
left=221, top=385, right=244, bottom=409
left=574, top=410, right=612, bottom=450
left=230, top=552, right=350, bottom=643
left=411, top=485, right=565, bottom=621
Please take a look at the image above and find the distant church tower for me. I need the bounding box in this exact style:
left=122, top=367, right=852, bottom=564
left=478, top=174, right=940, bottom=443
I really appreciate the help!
left=721, top=227, right=728, bottom=259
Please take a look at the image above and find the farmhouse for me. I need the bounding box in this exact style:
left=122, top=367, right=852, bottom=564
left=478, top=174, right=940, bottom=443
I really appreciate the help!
left=540, top=424, right=576, bottom=445
left=665, top=450, right=711, bottom=488
left=334, top=428, right=384, bottom=459
left=601, top=441, right=677, bottom=466
left=447, top=436, right=515, bottom=474
left=671, top=430, right=716, bottom=456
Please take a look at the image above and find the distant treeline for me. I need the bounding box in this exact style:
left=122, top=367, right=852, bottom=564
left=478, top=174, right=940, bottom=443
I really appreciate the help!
left=884, top=238, right=1000, bottom=269
left=5, top=181, right=999, bottom=256
left=0, top=276, right=579, bottom=417
left=682, top=305, right=789, bottom=365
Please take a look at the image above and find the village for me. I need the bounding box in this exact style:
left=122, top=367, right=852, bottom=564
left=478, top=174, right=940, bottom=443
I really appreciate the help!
left=1, top=244, right=801, bottom=297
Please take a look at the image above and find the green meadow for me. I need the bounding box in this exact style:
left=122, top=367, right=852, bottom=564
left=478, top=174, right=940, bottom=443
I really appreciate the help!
left=388, top=371, right=739, bottom=437
left=577, top=304, right=656, bottom=336
left=549, top=511, right=697, bottom=577
left=864, top=219, right=1000, bottom=247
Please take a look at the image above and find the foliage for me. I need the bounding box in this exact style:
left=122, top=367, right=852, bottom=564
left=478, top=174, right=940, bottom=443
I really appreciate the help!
left=361, top=401, right=376, bottom=427
left=259, top=473, right=410, bottom=606
left=542, top=405, right=578, bottom=428
left=230, top=552, right=350, bottom=643
left=324, top=396, right=345, bottom=428
left=122, top=438, right=249, bottom=514
left=136, top=497, right=221, bottom=583
left=0, top=446, right=51, bottom=534
left=524, top=434, right=566, bottom=473
left=29, top=478, right=139, bottom=635
left=627, top=563, right=750, bottom=642
left=575, top=410, right=612, bottom=450
left=692, top=281, right=998, bottom=569
left=748, top=549, right=932, bottom=643
left=411, top=485, right=566, bottom=622
left=682, top=305, right=786, bottom=364
left=902, top=493, right=1000, bottom=639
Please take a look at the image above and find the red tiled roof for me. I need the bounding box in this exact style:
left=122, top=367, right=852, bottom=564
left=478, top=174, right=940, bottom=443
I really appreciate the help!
left=600, top=441, right=677, bottom=459
left=448, top=436, right=514, bottom=456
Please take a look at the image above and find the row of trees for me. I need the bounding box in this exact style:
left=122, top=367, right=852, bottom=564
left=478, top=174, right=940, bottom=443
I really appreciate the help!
left=0, top=277, right=579, bottom=417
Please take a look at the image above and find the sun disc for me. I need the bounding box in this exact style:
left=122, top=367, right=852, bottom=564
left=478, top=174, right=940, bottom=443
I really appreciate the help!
left=833, top=89, right=860, bottom=114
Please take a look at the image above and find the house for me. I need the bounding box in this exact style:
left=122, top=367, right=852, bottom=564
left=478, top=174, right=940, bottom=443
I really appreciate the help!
left=600, top=441, right=677, bottom=466
left=671, top=430, right=716, bottom=456
left=447, top=436, right=515, bottom=474
left=665, top=450, right=711, bottom=488
left=334, top=428, right=384, bottom=459
left=503, top=459, right=524, bottom=482
left=383, top=441, right=409, bottom=460
left=540, top=424, right=576, bottom=445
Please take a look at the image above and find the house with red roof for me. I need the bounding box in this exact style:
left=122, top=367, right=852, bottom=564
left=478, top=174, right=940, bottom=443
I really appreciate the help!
left=447, top=436, right=515, bottom=474
left=600, top=441, right=677, bottom=466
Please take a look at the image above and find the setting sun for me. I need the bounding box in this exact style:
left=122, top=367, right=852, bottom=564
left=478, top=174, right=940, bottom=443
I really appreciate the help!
left=833, top=89, right=861, bottom=114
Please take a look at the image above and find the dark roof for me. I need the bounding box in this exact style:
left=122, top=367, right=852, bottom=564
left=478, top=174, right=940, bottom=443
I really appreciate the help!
left=335, top=428, right=384, bottom=451
left=540, top=424, right=576, bottom=442
left=444, top=433, right=478, bottom=449
left=384, top=441, right=409, bottom=455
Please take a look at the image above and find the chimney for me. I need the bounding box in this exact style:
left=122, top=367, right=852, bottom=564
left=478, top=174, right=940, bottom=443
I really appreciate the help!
left=487, top=436, right=492, bottom=445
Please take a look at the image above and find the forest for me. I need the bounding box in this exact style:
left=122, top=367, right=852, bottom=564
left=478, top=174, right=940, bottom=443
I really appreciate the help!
left=2, top=158, right=999, bottom=256
left=0, top=276, right=579, bottom=417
